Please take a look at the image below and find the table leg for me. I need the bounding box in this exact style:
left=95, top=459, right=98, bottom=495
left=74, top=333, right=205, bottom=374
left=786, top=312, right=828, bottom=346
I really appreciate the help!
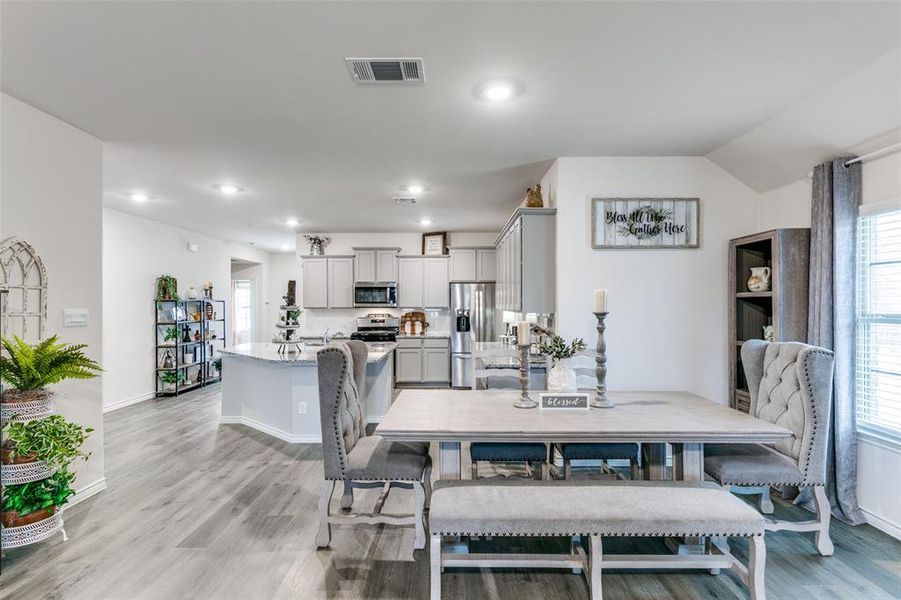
left=438, top=442, right=462, bottom=480
left=641, top=443, right=667, bottom=480
left=669, top=443, right=706, bottom=555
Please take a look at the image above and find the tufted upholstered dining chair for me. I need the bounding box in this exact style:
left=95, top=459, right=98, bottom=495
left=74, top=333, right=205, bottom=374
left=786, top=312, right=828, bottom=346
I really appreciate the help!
left=705, top=340, right=835, bottom=555
left=315, top=341, right=432, bottom=550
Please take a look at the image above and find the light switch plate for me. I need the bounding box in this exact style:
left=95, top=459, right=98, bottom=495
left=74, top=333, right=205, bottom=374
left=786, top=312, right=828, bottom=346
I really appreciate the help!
left=63, top=308, right=89, bottom=327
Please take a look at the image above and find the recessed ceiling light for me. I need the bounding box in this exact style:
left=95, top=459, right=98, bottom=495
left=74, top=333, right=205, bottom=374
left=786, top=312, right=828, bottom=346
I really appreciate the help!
left=481, top=80, right=519, bottom=102
left=420, top=218, right=432, bottom=226
left=214, top=183, right=243, bottom=195
left=129, top=192, right=151, bottom=202
left=285, top=218, right=299, bottom=227
left=280, top=243, right=290, bottom=251
left=405, top=184, right=425, bottom=195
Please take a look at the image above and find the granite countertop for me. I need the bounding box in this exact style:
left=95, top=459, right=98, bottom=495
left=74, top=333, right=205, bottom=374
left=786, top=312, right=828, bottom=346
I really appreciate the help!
left=396, top=331, right=451, bottom=338
left=220, top=342, right=397, bottom=365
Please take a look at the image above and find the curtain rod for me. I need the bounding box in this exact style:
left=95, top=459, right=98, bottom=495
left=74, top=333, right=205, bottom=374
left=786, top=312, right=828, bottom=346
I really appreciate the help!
left=844, top=142, right=901, bottom=167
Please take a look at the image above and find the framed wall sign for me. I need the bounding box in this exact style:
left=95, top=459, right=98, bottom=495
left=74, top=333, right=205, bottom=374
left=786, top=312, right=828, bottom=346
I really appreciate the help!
left=539, top=393, right=591, bottom=410
left=591, top=198, right=700, bottom=249
left=421, top=231, right=447, bottom=255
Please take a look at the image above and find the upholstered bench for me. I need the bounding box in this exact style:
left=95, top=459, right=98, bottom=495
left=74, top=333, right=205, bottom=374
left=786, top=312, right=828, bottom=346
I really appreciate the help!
left=429, top=480, right=767, bottom=600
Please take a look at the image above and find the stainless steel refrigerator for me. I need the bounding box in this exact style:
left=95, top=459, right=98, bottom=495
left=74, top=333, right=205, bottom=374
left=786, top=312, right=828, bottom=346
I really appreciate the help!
left=450, top=282, right=496, bottom=388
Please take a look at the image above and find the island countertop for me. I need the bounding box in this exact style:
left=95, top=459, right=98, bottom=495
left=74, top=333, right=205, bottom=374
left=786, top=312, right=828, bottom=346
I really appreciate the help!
left=220, top=342, right=397, bottom=365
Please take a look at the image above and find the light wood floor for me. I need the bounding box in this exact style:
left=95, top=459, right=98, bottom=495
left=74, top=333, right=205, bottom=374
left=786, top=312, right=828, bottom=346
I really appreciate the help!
left=2, top=386, right=900, bottom=599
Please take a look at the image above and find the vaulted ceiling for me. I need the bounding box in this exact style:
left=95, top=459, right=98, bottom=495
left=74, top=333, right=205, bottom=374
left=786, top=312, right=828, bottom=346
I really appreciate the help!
left=2, top=1, right=899, bottom=250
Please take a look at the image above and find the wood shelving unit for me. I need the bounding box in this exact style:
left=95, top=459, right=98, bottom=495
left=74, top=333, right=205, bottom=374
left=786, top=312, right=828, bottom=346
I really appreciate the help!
left=728, top=229, right=810, bottom=413
left=155, top=299, right=226, bottom=397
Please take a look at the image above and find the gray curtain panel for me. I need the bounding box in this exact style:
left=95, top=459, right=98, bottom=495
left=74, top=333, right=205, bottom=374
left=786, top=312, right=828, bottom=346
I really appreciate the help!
left=805, top=157, right=865, bottom=525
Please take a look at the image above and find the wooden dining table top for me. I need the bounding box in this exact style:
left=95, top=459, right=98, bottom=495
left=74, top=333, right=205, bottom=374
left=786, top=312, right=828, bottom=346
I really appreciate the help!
left=376, top=389, right=793, bottom=444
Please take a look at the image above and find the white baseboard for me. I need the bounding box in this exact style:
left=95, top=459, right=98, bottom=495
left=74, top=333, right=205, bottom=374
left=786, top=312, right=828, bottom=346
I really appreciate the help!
left=104, top=391, right=155, bottom=413
left=220, top=415, right=321, bottom=443
left=63, top=477, right=107, bottom=511
left=861, top=508, right=901, bottom=541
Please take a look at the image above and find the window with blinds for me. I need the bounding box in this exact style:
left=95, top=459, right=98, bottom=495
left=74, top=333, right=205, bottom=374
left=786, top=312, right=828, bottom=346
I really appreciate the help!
left=857, top=207, right=901, bottom=437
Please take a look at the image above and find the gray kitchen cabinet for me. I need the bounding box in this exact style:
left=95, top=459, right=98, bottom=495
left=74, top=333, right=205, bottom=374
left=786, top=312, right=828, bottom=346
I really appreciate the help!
left=354, top=248, right=399, bottom=283
left=476, top=248, right=496, bottom=282
left=494, top=208, right=556, bottom=313
left=395, top=347, right=423, bottom=383
left=327, top=257, right=355, bottom=308
left=423, top=257, right=449, bottom=308
left=397, top=257, right=424, bottom=307
left=449, top=247, right=496, bottom=282
left=394, top=337, right=450, bottom=384
left=301, top=257, right=328, bottom=308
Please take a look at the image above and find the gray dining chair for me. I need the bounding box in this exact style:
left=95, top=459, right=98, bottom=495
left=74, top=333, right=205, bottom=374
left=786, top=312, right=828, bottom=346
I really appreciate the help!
left=315, top=341, right=432, bottom=550
left=705, top=340, right=835, bottom=556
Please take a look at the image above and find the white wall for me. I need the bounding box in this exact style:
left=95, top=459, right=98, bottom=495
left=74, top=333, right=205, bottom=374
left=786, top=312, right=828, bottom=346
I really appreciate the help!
left=550, top=157, right=759, bottom=403
left=102, top=208, right=272, bottom=411
left=756, top=150, right=901, bottom=539
left=1, top=94, right=105, bottom=498
left=295, top=231, right=498, bottom=256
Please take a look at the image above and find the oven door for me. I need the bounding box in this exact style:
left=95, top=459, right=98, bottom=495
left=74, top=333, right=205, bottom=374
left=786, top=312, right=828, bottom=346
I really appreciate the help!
left=354, top=284, right=397, bottom=307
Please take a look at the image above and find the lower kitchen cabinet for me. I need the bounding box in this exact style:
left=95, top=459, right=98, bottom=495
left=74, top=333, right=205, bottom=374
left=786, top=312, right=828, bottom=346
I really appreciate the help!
left=394, top=337, right=450, bottom=384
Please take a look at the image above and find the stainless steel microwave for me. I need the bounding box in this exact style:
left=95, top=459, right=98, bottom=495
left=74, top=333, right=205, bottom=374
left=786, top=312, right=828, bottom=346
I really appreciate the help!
left=353, top=283, right=397, bottom=308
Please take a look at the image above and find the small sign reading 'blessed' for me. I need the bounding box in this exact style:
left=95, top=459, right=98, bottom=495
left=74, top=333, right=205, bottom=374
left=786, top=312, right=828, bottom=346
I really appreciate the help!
left=539, top=393, right=591, bottom=410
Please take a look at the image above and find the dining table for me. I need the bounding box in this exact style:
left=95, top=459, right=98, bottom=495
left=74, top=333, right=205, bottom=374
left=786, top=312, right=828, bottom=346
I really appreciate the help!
left=377, top=389, right=793, bottom=482
left=378, top=388, right=794, bottom=562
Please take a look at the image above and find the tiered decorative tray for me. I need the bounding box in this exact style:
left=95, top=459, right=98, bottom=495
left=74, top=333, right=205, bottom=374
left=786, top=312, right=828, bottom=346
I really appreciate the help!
left=1, top=393, right=67, bottom=549
left=273, top=304, right=303, bottom=354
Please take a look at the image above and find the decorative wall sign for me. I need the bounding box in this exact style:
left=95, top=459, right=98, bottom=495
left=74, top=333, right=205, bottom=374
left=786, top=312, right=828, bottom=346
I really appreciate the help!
left=421, top=231, right=447, bottom=255
left=591, top=198, right=700, bottom=249
left=539, top=393, right=590, bottom=410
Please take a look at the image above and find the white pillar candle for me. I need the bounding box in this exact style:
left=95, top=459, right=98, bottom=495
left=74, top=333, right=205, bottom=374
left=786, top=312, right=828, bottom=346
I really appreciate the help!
left=594, top=289, right=608, bottom=313
left=517, top=321, right=531, bottom=345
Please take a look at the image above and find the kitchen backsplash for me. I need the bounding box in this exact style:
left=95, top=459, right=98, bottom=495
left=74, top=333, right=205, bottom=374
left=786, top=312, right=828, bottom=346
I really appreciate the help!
left=301, top=308, right=450, bottom=336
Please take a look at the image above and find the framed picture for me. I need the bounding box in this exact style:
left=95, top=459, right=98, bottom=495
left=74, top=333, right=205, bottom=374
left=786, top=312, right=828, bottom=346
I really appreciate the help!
left=422, top=231, right=447, bottom=256
left=591, top=198, right=700, bottom=249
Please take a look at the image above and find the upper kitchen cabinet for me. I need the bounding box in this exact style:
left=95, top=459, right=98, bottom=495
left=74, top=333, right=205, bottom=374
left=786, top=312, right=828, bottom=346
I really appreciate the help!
left=495, top=208, right=556, bottom=313
left=449, top=247, right=496, bottom=282
left=353, top=248, right=399, bottom=283
left=398, top=255, right=449, bottom=308
left=301, top=255, right=355, bottom=309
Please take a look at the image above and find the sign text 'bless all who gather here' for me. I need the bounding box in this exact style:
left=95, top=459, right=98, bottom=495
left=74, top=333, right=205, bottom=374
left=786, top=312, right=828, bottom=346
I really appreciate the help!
left=591, top=198, right=700, bottom=249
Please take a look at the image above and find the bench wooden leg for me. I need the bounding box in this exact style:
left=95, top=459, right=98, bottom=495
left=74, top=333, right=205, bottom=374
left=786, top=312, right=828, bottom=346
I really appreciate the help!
left=471, top=461, right=479, bottom=480
left=749, top=535, right=766, bottom=600
left=589, top=535, right=602, bottom=600
left=414, top=482, right=426, bottom=550
left=813, top=486, right=834, bottom=556
left=316, top=480, right=335, bottom=548
left=430, top=534, right=442, bottom=599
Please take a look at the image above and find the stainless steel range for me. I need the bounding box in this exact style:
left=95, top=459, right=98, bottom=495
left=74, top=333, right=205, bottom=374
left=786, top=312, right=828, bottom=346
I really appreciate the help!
left=350, top=314, right=400, bottom=342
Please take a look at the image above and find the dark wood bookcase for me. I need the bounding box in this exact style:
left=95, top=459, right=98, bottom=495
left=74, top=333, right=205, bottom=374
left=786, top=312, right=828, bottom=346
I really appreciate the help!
left=728, top=229, right=810, bottom=413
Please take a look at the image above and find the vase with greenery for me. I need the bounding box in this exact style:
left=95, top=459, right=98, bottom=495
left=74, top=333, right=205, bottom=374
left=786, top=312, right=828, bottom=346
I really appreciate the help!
left=211, top=357, right=222, bottom=377
left=538, top=336, right=587, bottom=392
left=160, top=369, right=186, bottom=391
left=0, top=335, right=102, bottom=403
left=1, top=469, right=76, bottom=527
left=163, top=326, right=178, bottom=344
left=156, top=274, right=178, bottom=301
left=2, top=415, right=93, bottom=468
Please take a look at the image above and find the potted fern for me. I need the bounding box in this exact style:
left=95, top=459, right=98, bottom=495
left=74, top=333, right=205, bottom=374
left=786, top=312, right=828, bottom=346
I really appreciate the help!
left=537, top=336, right=587, bottom=392
left=0, top=335, right=102, bottom=405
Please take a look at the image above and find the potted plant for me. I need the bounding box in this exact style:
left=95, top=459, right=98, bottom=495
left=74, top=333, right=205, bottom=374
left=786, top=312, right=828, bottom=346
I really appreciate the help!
left=163, top=326, right=178, bottom=345
left=156, top=274, right=178, bottom=301
left=211, top=357, right=222, bottom=377
left=2, top=415, right=93, bottom=468
left=1, top=469, right=75, bottom=528
left=538, top=336, right=587, bottom=392
left=160, top=370, right=186, bottom=391
left=0, top=335, right=102, bottom=404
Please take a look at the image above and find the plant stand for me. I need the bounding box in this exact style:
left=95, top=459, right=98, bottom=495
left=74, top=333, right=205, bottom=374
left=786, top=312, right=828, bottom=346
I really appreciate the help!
left=1, top=512, right=66, bottom=549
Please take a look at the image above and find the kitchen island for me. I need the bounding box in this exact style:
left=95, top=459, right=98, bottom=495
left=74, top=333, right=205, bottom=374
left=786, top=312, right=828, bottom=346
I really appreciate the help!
left=219, top=341, right=396, bottom=443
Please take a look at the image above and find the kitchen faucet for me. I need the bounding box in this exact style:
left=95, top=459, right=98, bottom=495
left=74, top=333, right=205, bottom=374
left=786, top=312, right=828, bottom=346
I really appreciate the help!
left=322, top=328, right=345, bottom=345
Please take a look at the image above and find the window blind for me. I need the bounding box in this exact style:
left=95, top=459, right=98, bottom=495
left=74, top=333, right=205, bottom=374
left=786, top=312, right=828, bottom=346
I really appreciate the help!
left=857, top=207, right=901, bottom=437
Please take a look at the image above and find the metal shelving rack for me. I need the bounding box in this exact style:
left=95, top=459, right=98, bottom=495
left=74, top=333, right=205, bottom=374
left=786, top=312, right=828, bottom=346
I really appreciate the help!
left=155, top=298, right=226, bottom=397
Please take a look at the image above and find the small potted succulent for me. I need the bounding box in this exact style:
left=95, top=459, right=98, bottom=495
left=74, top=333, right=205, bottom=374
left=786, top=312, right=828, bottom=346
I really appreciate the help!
left=538, top=336, right=587, bottom=392
left=1, top=469, right=76, bottom=528
left=0, top=335, right=102, bottom=405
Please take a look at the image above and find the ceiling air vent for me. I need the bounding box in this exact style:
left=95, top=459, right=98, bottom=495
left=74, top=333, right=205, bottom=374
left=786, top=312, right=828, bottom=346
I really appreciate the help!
left=394, top=197, right=417, bottom=205
left=346, top=58, right=424, bottom=84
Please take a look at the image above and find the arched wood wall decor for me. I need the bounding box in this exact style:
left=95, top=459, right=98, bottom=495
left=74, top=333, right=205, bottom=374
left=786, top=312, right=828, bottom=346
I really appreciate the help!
left=0, top=236, right=48, bottom=342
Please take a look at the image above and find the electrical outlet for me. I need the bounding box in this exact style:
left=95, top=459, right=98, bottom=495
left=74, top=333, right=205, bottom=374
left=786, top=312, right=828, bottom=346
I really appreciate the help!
left=298, top=402, right=307, bottom=415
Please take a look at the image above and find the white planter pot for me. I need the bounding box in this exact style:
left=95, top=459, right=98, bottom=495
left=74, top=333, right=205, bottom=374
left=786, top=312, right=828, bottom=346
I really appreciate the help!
left=548, top=359, right=577, bottom=392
